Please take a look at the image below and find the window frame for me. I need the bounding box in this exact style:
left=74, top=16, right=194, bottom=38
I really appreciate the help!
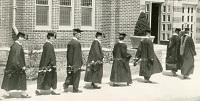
left=81, top=0, right=95, bottom=30
left=35, top=0, right=52, bottom=30
left=59, top=0, right=74, bottom=30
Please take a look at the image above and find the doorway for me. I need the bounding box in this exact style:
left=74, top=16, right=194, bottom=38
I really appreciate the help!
left=151, top=3, right=161, bottom=44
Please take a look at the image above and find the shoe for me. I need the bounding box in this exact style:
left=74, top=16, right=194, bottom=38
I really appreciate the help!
left=73, top=90, right=82, bottom=93
left=21, top=94, right=31, bottom=98
left=35, top=90, right=42, bottom=96
left=91, top=83, right=101, bottom=89
left=51, top=91, right=60, bottom=95
left=112, top=83, right=120, bottom=87
left=144, top=80, right=152, bottom=83
left=183, top=76, right=190, bottom=79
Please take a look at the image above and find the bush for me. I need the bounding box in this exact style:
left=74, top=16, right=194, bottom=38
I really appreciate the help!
left=134, top=12, right=150, bottom=36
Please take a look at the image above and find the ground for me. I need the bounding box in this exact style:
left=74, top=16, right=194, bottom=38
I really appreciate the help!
left=1, top=45, right=200, bottom=101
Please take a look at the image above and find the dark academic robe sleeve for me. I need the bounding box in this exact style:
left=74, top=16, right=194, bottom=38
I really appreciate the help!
left=39, top=43, right=56, bottom=69
left=121, top=43, right=131, bottom=61
left=147, top=40, right=154, bottom=61
left=92, top=41, right=103, bottom=61
left=135, top=41, right=142, bottom=59
left=188, top=37, right=196, bottom=56
left=7, top=44, right=25, bottom=71
left=67, top=43, right=74, bottom=67
left=67, top=41, right=83, bottom=72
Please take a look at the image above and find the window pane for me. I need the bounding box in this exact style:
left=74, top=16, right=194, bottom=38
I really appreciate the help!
left=60, top=7, right=71, bottom=26
left=81, top=8, right=92, bottom=26
left=168, top=24, right=171, bottom=31
left=168, top=15, right=170, bottom=21
left=163, top=15, right=166, bottom=21
left=191, top=24, right=193, bottom=31
left=182, top=16, right=184, bottom=22
left=182, top=7, right=184, bottom=13
left=36, top=6, right=49, bottom=25
left=36, top=0, right=48, bottom=5
left=163, top=5, right=166, bottom=12
left=188, top=7, right=190, bottom=13
left=187, top=16, right=189, bottom=22
left=60, top=0, right=71, bottom=6
left=191, top=8, right=193, bottom=13
left=81, top=0, right=92, bottom=6
left=163, top=33, right=165, bottom=40
left=146, top=4, right=150, bottom=12
left=191, top=16, right=193, bottom=22
left=162, top=24, right=165, bottom=31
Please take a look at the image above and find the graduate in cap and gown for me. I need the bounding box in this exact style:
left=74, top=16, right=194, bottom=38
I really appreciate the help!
left=63, top=28, right=83, bottom=93
left=180, top=28, right=196, bottom=79
left=36, top=32, right=60, bottom=95
left=134, top=30, right=163, bottom=83
left=110, top=33, right=132, bottom=86
left=84, top=32, right=104, bottom=89
left=1, top=31, right=31, bottom=98
left=166, top=28, right=181, bottom=76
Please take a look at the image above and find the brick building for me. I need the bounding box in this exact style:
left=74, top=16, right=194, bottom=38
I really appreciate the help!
left=1, top=0, right=200, bottom=66
left=0, top=0, right=140, bottom=65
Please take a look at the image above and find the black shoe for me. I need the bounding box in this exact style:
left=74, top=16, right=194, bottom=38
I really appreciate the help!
left=91, top=83, right=101, bottom=89
left=73, top=90, right=82, bottom=93
left=35, top=90, right=42, bottom=96
left=144, top=80, right=152, bottom=83
left=112, top=83, right=120, bottom=87
left=21, top=94, right=31, bottom=98
left=51, top=91, right=60, bottom=95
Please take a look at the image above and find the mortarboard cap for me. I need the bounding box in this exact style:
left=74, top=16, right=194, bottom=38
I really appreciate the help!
left=73, top=28, right=83, bottom=33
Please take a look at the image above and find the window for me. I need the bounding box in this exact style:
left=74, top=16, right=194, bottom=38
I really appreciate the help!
left=182, top=24, right=184, bottom=30
left=36, top=0, right=50, bottom=26
left=168, top=24, right=171, bottom=31
left=188, top=7, right=190, bottom=13
left=182, top=7, right=184, bottom=13
left=163, top=5, right=166, bottom=12
left=187, top=16, right=190, bottom=22
left=191, top=8, right=193, bottom=13
left=163, top=24, right=165, bottom=31
left=168, top=15, right=170, bottom=22
left=81, top=0, right=94, bottom=27
left=182, top=16, right=184, bottom=22
left=59, top=0, right=72, bottom=26
left=191, top=16, right=193, bottom=22
left=167, top=33, right=170, bottom=40
left=191, top=24, right=193, bottom=31
left=146, top=4, right=150, bottom=12
left=163, top=15, right=166, bottom=21
left=162, top=33, right=165, bottom=40
left=187, top=24, right=189, bottom=28
left=168, top=5, right=170, bottom=12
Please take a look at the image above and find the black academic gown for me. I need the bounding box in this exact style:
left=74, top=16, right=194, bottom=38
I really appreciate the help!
left=64, top=38, right=83, bottom=91
left=84, top=40, right=104, bottom=83
left=166, top=34, right=181, bottom=71
left=110, top=41, right=132, bottom=83
left=1, top=41, right=27, bottom=91
left=135, top=38, right=163, bottom=78
left=37, top=41, right=57, bottom=90
left=180, top=35, right=196, bottom=76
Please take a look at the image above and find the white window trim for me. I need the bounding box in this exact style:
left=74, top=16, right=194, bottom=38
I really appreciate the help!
left=81, top=0, right=95, bottom=30
left=35, top=0, right=52, bottom=30
left=59, top=0, right=74, bottom=30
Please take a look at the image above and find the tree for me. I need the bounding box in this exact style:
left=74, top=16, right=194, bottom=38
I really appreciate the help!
left=134, top=12, right=150, bottom=36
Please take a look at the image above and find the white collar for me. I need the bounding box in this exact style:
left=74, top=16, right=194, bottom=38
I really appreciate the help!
left=46, top=40, right=52, bottom=44
left=72, top=37, right=78, bottom=40
left=15, top=40, right=22, bottom=46
left=173, top=33, right=178, bottom=36
left=94, top=38, right=101, bottom=43
left=118, top=40, right=124, bottom=43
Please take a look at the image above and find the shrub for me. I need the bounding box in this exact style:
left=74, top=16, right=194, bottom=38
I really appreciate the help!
left=134, top=12, right=150, bottom=36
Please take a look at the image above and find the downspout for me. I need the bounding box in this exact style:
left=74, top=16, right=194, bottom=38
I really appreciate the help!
left=12, top=0, right=18, bottom=36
